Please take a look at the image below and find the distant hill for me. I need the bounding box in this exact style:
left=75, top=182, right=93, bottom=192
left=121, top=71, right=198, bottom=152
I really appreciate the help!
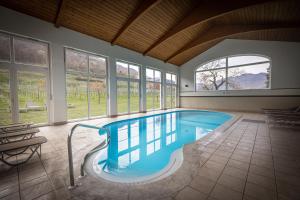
left=196, top=72, right=268, bottom=90
left=228, top=72, right=268, bottom=89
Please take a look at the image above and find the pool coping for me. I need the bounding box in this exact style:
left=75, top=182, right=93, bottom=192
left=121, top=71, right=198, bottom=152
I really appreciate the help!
left=82, top=109, right=242, bottom=185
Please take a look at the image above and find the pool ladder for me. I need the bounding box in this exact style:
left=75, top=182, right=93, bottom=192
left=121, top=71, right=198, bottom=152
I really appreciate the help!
left=67, top=123, right=110, bottom=189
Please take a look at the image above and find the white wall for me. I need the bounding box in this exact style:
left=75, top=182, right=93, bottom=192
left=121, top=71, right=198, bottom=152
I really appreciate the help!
left=0, top=6, right=179, bottom=124
left=180, top=39, right=300, bottom=92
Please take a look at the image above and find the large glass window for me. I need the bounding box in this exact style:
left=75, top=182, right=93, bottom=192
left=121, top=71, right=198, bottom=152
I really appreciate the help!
left=14, top=37, right=49, bottom=67
left=195, top=55, right=271, bottom=91
left=116, top=61, right=140, bottom=114
left=65, top=48, right=107, bottom=120
left=0, top=32, right=50, bottom=125
left=146, top=68, right=161, bottom=111
left=166, top=73, right=177, bottom=108
left=0, top=70, right=11, bottom=125
left=0, top=34, right=10, bottom=62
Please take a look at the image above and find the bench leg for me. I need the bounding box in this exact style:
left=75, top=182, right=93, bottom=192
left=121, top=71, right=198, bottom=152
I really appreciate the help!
left=0, top=145, right=40, bottom=166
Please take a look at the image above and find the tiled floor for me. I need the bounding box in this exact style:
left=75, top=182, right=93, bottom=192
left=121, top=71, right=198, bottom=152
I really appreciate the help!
left=0, top=111, right=300, bottom=200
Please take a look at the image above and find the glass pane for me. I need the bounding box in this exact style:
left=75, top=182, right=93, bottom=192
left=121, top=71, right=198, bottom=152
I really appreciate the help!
left=228, top=63, right=270, bottom=90
left=146, top=68, right=154, bottom=81
left=172, top=74, right=177, bottom=84
left=89, top=55, right=106, bottom=77
left=171, top=86, right=176, bottom=108
left=153, top=83, right=161, bottom=109
left=196, top=69, right=226, bottom=91
left=89, top=77, right=107, bottom=117
left=146, top=82, right=153, bottom=110
left=166, top=73, right=172, bottom=84
left=66, top=49, right=88, bottom=73
left=130, top=81, right=139, bottom=112
left=66, top=73, right=88, bottom=120
left=0, top=34, right=10, bottom=62
left=197, top=58, right=226, bottom=71
left=129, top=64, right=139, bottom=79
left=116, top=61, right=128, bottom=78
left=0, top=70, right=12, bottom=125
left=117, top=80, right=128, bottom=113
left=166, top=85, right=172, bottom=108
left=228, top=55, right=269, bottom=67
left=154, top=70, right=161, bottom=82
left=18, top=72, right=48, bottom=124
left=14, top=37, right=48, bottom=67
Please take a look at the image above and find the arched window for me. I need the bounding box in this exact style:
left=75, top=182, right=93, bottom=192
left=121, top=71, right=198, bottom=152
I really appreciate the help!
left=195, top=55, right=271, bottom=91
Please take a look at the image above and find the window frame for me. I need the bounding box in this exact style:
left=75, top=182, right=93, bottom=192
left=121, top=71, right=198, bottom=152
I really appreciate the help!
left=64, top=46, right=109, bottom=121
left=194, top=54, right=271, bottom=91
left=116, top=59, right=141, bottom=114
left=146, top=66, right=162, bottom=111
left=0, top=30, right=51, bottom=125
left=165, top=72, right=177, bottom=109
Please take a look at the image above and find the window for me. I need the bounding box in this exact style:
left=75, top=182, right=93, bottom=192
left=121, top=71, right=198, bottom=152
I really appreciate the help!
left=0, top=34, right=10, bottom=62
left=116, top=61, right=140, bottom=114
left=65, top=48, right=107, bottom=120
left=14, top=37, right=49, bottom=67
left=166, top=73, right=177, bottom=108
left=0, top=33, right=50, bottom=125
left=146, top=68, right=161, bottom=110
left=195, top=55, right=271, bottom=91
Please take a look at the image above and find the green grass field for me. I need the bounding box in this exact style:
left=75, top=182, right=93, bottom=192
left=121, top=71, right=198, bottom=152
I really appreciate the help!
left=0, top=72, right=175, bottom=125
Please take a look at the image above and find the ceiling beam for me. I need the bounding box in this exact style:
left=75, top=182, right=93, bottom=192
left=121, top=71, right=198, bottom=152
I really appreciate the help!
left=166, top=24, right=300, bottom=63
left=143, top=0, right=270, bottom=55
left=111, top=0, right=161, bottom=45
left=54, top=0, right=68, bottom=27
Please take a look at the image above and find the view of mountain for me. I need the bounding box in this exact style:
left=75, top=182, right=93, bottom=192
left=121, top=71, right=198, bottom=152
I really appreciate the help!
left=228, top=72, right=268, bottom=89
left=196, top=72, right=268, bottom=90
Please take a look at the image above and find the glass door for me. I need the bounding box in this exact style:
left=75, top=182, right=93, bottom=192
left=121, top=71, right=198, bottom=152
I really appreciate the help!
left=117, top=80, right=129, bottom=114
left=0, top=32, right=50, bottom=125
left=0, top=69, right=12, bottom=125
left=17, top=71, right=48, bottom=124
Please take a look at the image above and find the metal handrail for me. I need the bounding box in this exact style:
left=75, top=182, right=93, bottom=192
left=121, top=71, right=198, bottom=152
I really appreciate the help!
left=67, top=123, right=110, bottom=189
left=80, top=127, right=110, bottom=177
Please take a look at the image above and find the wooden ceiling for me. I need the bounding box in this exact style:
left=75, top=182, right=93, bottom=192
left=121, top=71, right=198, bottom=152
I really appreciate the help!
left=1, top=0, right=299, bottom=66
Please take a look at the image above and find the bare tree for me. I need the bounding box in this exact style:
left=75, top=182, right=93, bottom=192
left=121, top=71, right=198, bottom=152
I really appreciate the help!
left=197, top=59, right=243, bottom=90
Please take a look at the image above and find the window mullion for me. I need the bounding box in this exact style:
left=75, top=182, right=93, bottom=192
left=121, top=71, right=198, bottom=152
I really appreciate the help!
left=226, top=57, right=228, bottom=90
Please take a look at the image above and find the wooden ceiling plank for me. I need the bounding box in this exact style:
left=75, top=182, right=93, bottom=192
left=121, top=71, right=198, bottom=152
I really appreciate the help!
left=166, top=24, right=300, bottom=63
left=55, top=0, right=68, bottom=27
left=143, top=0, right=271, bottom=55
left=111, top=0, right=161, bottom=45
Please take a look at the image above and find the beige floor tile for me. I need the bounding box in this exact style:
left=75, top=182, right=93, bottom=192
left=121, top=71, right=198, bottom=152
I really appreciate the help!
left=244, top=182, right=277, bottom=200
left=217, top=174, right=246, bottom=192
left=175, top=187, right=207, bottom=200
left=189, top=175, right=216, bottom=194
left=223, top=166, right=248, bottom=180
left=20, top=180, right=53, bottom=200
left=210, top=184, right=243, bottom=200
left=247, top=173, right=276, bottom=191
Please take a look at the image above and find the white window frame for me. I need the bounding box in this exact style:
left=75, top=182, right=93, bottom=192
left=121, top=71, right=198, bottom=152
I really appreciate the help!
left=165, top=72, right=177, bottom=109
left=194, top=54, right=271, bottom=91
left=64, top=47, right=109, bottom=121
left=0, top=30, right=51, bottom=126
left=146, top=67, right=162, bottom=111
left=116, top=59, right=141, bottom=114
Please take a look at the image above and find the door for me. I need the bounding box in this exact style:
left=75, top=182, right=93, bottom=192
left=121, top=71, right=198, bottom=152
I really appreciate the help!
left=0, top=69, right=49, bottom=125
left=0, top=69, right=12, bottom=125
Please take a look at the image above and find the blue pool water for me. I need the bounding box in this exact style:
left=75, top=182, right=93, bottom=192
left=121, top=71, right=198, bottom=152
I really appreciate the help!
left=92, top=110, right=232, bottom=180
